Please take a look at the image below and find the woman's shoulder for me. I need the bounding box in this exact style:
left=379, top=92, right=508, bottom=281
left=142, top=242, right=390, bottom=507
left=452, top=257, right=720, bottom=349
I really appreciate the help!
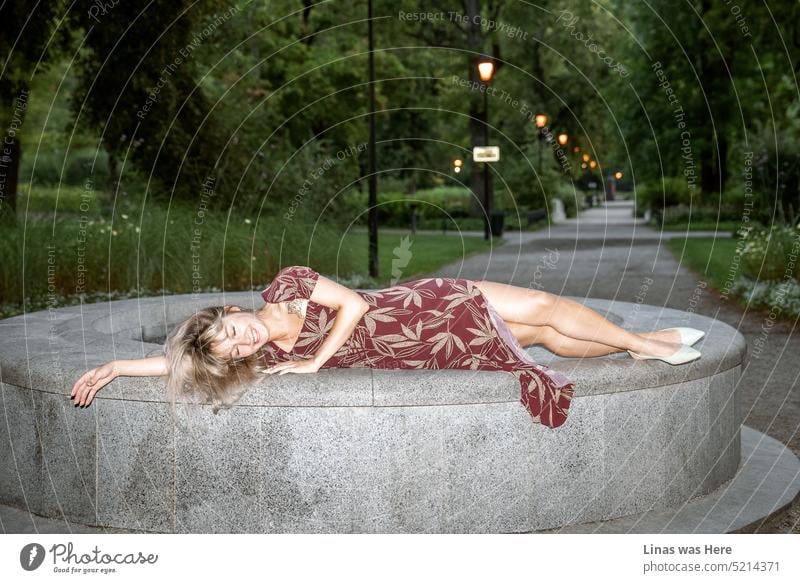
left=262, top=265, right=320, bottom=303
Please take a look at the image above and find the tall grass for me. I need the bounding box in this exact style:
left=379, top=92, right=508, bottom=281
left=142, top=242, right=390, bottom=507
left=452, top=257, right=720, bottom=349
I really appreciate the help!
left=0, top=199, right=360, bottom=318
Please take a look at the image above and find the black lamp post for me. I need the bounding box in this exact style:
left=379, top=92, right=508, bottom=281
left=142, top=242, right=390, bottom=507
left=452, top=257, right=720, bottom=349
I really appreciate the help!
left=367, top=0, right=378, bottom=277
left=477, top=57, right=495, bottom=240
left=535, top=113, right=548, bottom=172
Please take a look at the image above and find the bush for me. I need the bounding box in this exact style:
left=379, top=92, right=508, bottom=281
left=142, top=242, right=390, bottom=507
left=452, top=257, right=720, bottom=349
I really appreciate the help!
left=660, top=203, right=744, bottom=225
left=343, top=187, right=476, bottom=227
left=738, top=224, right=800, bottom=282
left=729, top=276, right=800, bottom=318
left=549, top=180, right=580, bottom=218
left=20, top=147, right=110, bottom=187
left=635, top=176, right=696, bottom=216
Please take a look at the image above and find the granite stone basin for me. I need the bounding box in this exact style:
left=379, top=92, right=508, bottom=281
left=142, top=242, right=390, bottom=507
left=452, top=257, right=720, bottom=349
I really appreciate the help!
left=0, top=294, right=746, bottom=533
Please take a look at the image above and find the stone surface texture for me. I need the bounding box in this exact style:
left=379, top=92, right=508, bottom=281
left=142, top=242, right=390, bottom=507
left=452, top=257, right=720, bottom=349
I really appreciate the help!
left=0, top=293, right=746, bottom=533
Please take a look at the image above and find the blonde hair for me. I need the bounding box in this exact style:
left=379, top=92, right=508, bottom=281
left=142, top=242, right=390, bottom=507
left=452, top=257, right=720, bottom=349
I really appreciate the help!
left=163, top=305, right=269, bottom=417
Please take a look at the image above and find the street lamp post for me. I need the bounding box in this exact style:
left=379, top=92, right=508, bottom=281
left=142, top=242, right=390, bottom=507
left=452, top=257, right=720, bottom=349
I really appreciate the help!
left=535, top=113, right=548, bottom=173
left=478, top=58, right=495, bottom=240
left=367, top=0, right=378, bottom=277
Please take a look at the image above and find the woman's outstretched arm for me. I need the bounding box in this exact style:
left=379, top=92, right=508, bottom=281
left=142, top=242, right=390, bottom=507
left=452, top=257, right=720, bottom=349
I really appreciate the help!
left=266, top=274, right=370, bottom=375
left=115, top=356, right=169, bottom=377
left=71, top=356, right=168, bottom=407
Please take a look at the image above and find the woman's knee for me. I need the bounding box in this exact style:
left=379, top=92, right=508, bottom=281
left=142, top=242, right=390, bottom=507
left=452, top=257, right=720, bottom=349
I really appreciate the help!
left=528, top=290, right=558, bottom=323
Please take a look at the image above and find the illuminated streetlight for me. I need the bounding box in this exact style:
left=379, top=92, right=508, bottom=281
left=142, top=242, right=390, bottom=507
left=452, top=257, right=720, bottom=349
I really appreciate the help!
left=478, top=61, right=495, bottom=83
left=454, top=159, right=463, bottom=167
left=582, top=153, right=590, bottom=162
left=477, top=56, right=495, bottom=240
left=573, top=146, right=580, bottom=153
left=581, top=162, right=588, bottom=169
left=534, top=114, right=548, bottom=171
left=615, top=171, right=623, bottom=180
left=589, top=160, right=597, bottom=169
left=557, top=133, right=569, bottom=146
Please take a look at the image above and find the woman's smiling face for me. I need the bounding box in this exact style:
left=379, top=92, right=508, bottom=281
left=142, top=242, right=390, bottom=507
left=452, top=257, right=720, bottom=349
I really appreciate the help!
left=211, top=307, right=270, bottom=361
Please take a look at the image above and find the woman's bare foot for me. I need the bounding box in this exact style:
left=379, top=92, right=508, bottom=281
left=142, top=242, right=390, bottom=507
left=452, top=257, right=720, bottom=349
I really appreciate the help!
left=639, top=329, right=682, bottom=345
left=635, top=337, right=683, bottom=357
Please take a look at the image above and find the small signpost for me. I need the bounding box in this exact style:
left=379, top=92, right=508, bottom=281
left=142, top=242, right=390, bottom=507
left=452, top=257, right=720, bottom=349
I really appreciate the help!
left=473, top=146, right=500, bottom=162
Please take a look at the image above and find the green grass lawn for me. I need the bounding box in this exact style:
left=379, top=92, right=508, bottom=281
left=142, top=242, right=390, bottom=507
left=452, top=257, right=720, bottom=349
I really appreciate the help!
left=659, top=220, right=741, bottom=232
left=338, top=230, right=495, bottom=287
left=666, top=237, right=741, bottom=289
left=1, top=198, right=497, bottom=318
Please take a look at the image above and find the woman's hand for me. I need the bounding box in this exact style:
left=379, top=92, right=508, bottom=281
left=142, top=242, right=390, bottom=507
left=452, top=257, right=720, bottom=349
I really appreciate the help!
left=265, top=357, right=322, bottom=376
left=70, top=361, right=118, bottom=407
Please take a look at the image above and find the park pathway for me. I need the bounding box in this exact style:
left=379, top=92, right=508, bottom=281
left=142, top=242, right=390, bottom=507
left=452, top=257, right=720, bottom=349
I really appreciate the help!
left=427, top=199, right=800, bottom=533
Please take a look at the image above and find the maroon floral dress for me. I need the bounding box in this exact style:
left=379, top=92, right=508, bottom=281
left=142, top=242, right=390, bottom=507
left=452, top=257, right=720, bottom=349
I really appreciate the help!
left=260, top=265, right=574, bottom=428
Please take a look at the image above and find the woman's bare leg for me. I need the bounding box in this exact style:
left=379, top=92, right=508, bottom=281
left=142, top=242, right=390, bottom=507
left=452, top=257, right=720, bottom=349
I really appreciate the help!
left=506, top=322, right=620, bottom=357
left=506, top=322, right=681, bottom=358
left=474, top=280, right=680, bottom=357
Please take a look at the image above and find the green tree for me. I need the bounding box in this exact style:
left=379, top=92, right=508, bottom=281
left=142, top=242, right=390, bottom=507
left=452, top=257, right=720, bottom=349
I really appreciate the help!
left=66, top=0, right=233, bottom=207
left=0, top=0, right=68, bottom=219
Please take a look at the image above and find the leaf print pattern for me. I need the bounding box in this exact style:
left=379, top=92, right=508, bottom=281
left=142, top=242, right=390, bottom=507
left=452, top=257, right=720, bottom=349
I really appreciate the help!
left=260, top=266, right=574, bottom=428
left=262, top=265, right=319, bottom=303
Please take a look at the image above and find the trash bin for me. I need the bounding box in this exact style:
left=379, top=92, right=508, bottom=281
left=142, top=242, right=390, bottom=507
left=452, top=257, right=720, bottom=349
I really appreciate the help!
left=489, top=212, right=505, bottom=237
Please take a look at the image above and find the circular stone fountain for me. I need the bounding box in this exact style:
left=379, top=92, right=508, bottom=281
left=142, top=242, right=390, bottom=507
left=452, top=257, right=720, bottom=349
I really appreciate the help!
left=0, top=294, right=750, bottom=533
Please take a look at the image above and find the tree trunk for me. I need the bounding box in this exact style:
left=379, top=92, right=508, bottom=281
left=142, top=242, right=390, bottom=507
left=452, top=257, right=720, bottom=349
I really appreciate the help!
left=0, top=86, right=27, bottom=221
left=700, top=143, right=715, bottom=197
left=465, top=0, right=490, bottom=218
left=106, top=148, right=120, bottom=215
left=0, top=134, right=20, bottom=218
left=717, top=134, right=728, bottom=196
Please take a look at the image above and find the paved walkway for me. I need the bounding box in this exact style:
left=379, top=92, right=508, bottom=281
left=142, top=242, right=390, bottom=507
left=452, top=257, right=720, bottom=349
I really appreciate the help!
left=429, top=200, right=799, bottom=533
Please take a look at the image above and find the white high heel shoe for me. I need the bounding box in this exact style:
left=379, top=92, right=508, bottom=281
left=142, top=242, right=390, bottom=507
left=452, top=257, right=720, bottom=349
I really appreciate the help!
left=660, top=327, right=705, bottom=346
left=628, top=343, right=702, bottom=365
